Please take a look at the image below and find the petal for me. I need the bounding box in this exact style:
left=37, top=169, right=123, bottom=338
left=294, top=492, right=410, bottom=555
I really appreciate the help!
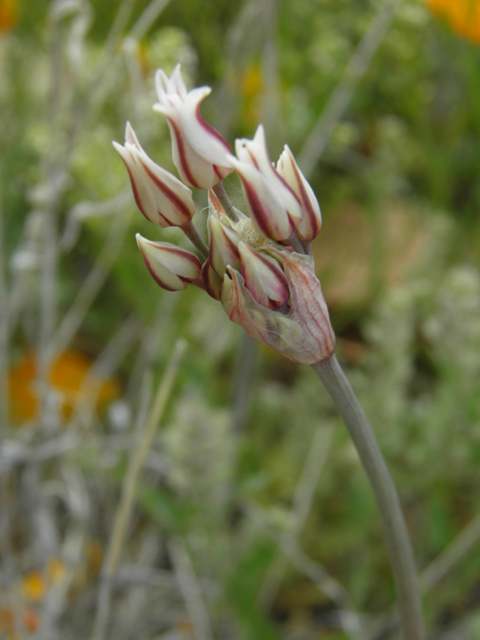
left=136, top=235, right=201, bottom=291
left=277, top=145, right=321, bottom=242
left=179, top=87, right=233, bottom=168
left=113, top=141, right=158, bottom=223
left=201, top=259, right=223, bottom=300
left=208, top=216, right=241, bottom=276
left=238, top=242, right=289, bottom=309
left=229, top=155, right=297, bottom=241
left=235, top=125, right=303, bottom=224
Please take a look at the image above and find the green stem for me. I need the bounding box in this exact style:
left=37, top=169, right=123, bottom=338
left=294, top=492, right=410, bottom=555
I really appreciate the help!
left=181, top=220, right=209, bottom=260
left=212, top=182, right=241, bottom=222
left=312, top=355, right=425, bottom=640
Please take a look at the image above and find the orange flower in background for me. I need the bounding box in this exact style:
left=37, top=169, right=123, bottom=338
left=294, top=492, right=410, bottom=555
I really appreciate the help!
left=8, top=350, right=120, bottom=425
left=427, top=0, right=480, bottom=45
left=0, top=0, right=18, bottom=33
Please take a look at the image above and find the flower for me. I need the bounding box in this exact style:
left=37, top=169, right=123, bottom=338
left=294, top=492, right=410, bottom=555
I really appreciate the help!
left=277, top=145, right=322, bottom=242
left=428, top=0, right=480, bottom=45
left=118, top=66, right=336, bottom=366
left=113, top=122, right=195, bottom=228
left=228, top=125, right=303, bottom=241
left=136, top=235, right=202, bottom=291
left=153, top=64, right=233, bottom=189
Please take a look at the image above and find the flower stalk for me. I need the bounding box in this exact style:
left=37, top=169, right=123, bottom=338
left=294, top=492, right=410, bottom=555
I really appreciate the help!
left=312, top=355, right=425, bottom=640
left=114, top=63, right=426, bottom=640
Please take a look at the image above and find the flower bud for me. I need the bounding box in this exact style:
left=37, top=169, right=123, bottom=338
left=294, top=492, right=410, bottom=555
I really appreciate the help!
left=238, top=242, right=289, bottom=310
left=221, top=248, right=335, bottom=364
left=228, top=125, right=302, bottom=241
left=277, top=145, right=321, bottom=242
left=208, top=215, right=241, bottom=277
left=201, top=259, right=223, bottom=300
left=113, top=122, right=195, bottom=228
left=136, top=234, right=201, bottom=291
left=153, top=64, right=233, bottom=189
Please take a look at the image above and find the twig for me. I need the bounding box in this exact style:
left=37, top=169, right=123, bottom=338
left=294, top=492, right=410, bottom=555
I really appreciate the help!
left=90, top=339, right=186, bottom=640
left=47, top=210, right=131, bottom=358
left=297, top=0, right=397, bottom=179
left=129, top=0, right=172, bottom=40
left=245, top=501, right=360, bottom=634
left=168, top=538, right=214, bottom=640
left=259, top=426, right=336, bottom=607
left=0, top=190, right=8, bottom=427
left=420, top=509, right=480, bottom=593
left=312, top=356, right=425, bottom=640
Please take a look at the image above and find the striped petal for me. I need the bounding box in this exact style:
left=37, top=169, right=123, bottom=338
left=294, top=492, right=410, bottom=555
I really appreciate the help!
left=228, top=155, right=298, bottom=241
left=153, top=65, right=233, bottom=189
left=113, top=122, right=195, bottom=228
left=235, top=125, right=302, bottom=226
left=136, top=235, right=201, bottom=291
left=201, top=259, right=223, bottom=300
left=208, top=216, right=241, bottom=277
left=277, top=145, right=321, bottom=242
left=238, top=242, right=289, bottom=310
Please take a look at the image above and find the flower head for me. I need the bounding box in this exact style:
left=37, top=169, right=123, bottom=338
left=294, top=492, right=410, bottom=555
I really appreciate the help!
left=113, top=122, right=195, bottom=228
left=118, top=65, right=336, bottom=365
left=153, top=64, right=233, bottom=189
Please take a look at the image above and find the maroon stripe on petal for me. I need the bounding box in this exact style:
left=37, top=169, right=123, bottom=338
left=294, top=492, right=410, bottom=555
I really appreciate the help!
left=240, top=178, right=273, bottom=238
left=169, top=119, right=200, bottom=188
left=291, top=160, right=320, bottom=235
left=122, top=160, right=148, bottom=219
left=142, top=254, right=178, bottom=291
left=195, top=103, right=231, bottom=151
left=139, top=158, right=192, bottom=222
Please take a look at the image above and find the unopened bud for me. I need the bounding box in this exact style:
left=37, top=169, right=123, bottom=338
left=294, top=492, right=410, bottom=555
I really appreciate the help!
left=113, top=122, right=195, bottom=228
left=136, top=234, right=201, bottom=291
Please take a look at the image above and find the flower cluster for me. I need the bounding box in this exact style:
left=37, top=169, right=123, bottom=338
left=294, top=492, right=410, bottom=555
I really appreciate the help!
left=114, top=65, right=335, bottom=365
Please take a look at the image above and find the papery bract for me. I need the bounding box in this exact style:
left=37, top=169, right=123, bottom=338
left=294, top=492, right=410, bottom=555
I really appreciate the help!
left=277, top=145, right=322, bottom=242
left=153, top=64, right=233, bottom=189
left=221, top=248, right=335, bottom=364
left=136, top=234, right=201, bottom=291
left=113, top=122, right=195, bottom=228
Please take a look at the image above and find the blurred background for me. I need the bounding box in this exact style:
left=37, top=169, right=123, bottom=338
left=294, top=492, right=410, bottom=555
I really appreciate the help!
left=2, top=0, right=480, bottom=638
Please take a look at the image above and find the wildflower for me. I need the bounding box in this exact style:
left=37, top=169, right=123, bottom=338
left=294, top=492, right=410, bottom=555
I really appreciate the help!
left=136, top=235, right=201, bottom=291
left=277, top=145, right=322, bottom=242
left=153, top=64, right=233, bottom=189
left=228, top=125, right=303, bottom=241
left=113, top=122, right=195, bottom=228
left=118, top=68, right=335, bottom=365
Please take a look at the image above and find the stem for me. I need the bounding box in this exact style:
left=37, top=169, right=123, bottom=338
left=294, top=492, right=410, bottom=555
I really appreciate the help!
left=286, top=232, right=306, bottom=255
left=180, top=220, right=208, bottom=258
left=312, top=355, right=425, bottom=640
left=181, top=220, right=209, bottom=259
left=212, top=182, right=241, bottom=222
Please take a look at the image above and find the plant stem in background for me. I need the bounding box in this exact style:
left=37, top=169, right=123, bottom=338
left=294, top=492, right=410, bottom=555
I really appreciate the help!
left=312, top=355, right=425, bottom=640
left=90, top=339, right=186, bottom=640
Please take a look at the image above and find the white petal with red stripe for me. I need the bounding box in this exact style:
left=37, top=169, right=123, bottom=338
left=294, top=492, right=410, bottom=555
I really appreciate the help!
left=136, top=235, right=201, bottom=291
